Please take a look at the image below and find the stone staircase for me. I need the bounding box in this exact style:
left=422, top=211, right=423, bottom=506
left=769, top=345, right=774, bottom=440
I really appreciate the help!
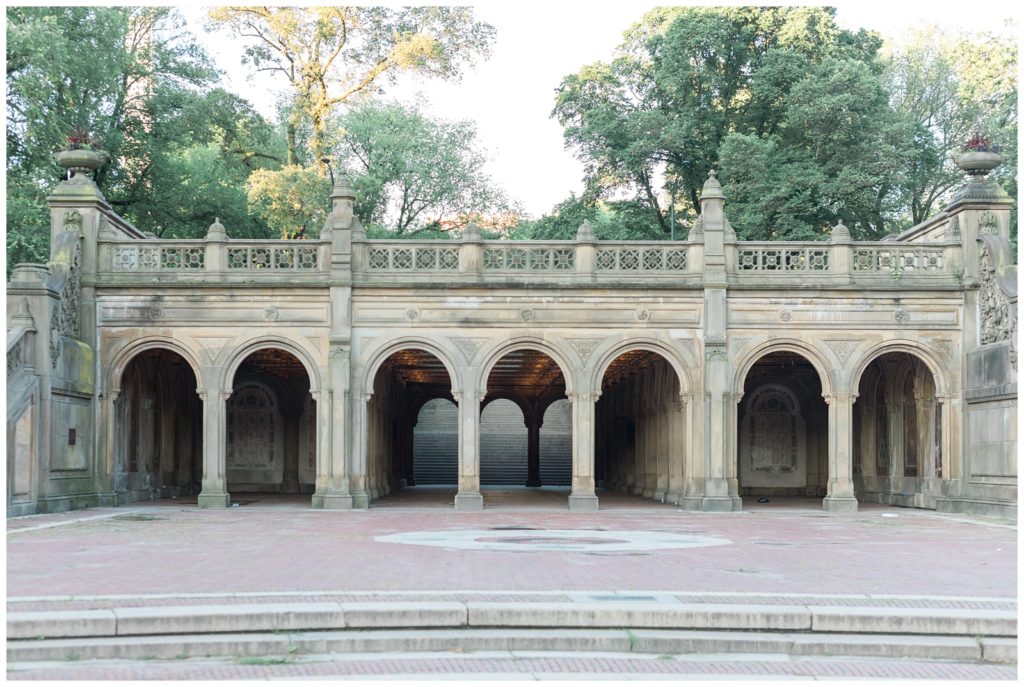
left=7, top=592, right=1017, bottom=668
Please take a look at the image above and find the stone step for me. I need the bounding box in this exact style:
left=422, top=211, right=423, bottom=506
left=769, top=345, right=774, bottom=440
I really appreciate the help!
left=8, top=601, right=1017, bottom=641
left=6, top=628, right=1016, bottom=664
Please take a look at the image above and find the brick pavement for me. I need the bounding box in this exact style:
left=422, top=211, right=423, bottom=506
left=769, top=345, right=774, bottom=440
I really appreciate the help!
left=6, top=653, right=1018, bottom=680
left=6, top=496, right=1016, bottom=601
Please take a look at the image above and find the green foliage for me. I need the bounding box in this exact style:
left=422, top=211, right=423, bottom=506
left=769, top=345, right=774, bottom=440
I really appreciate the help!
left=553, top=6, right=882, bottom=237
left=885, top=25, right=1017, bottom=232
left=247, top=165, right=331, bottom=239
left=5, top=6, right=281, bottom=272
left=206, top=6, right=496, bottom=171
left=510, top=194, right=667, bottom=241
left=336, top=100, right=513, bottom=234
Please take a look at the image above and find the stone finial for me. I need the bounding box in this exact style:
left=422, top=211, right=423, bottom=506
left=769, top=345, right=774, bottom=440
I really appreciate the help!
left=829, top=221, right=851, bottom=243
left=205, top=216, right=227, bottom=240
left=461, top=222, right=482, bottom=242
left=700, top=168, right=724, bottom=200
left=575, top=219, right=596, bottom=242
left=332, top=171, right=356, bottom=200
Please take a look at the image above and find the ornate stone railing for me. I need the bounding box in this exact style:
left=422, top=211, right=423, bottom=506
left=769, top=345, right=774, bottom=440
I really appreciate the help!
left=727, top=240, right=960, bottom=283
left=483, top=242, right=576, bottom=272
left=366, top=242, right=459, bottom=272
left=226, top=243, right=322, bottom=270
left=112, top=242, right=206, bottom=271
left=99, top=238, right=330, bottom=280
left=850, top=244, right=948, bottom=275
left=595, top=243, right=689, bottom=273
left=735, top=243, right=830, bottom=272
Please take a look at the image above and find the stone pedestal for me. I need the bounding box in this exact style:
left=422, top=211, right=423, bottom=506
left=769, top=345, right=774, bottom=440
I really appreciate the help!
left=454, top=492, right=483, bottom=511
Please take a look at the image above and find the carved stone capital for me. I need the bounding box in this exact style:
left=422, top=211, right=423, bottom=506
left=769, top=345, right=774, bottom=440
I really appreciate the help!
left=569, top=390, right=601, bottom=404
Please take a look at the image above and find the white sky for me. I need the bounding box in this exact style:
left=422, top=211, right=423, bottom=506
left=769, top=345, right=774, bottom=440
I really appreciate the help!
left=181, top=1, right=1020, bottom=218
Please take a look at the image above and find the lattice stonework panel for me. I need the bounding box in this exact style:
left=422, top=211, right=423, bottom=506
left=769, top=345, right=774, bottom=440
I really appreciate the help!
left=751, top=413, right=797, bottom=472
left=227, top=387, right=275, bottom=469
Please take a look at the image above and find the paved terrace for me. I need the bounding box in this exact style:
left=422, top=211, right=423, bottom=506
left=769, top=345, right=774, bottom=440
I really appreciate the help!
left=7, top=494, right=1015, bottom=601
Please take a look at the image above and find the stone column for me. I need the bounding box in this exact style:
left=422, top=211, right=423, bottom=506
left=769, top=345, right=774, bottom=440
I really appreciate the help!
left=405, top=410, right=417, bottom=487
left=823, top=392, right=858, bottom=512
left=314, top=348, right=352, bottom=509
left=351, top=391, right=371, bottom=509
left=665, top=394, right=688, bottom=504
left=454, top=386, right=483, bottom=511
left=525, top=410, right=542, bottom=487
left=281, top=404, right=301, bottom=494
left=197, top=391, right=230, bottom=508
left=568, top=391, right=599, bottom=511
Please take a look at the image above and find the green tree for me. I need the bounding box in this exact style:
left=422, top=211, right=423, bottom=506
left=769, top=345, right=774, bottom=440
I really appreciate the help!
left=720, top=59, right=912, bottom=239
left=206, top=6, right=496, bottom=172
left=247, top=165, right=330, bottom=239
left=6, top=6, right=280, bottom=271
left=885, top=25, right=1017, bottom=226
left=552, top=6, right=881, bottom=235
left=335, top=100, right=513, bottom=234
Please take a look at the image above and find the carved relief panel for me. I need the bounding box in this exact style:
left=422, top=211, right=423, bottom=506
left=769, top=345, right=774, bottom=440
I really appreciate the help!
left=227, top=382, right=283, bottom=484
left=739, top=384, right=807, bottom=488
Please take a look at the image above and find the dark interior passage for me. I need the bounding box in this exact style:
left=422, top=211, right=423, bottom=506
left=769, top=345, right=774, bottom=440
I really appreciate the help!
left=116, top=349, right=202, bottom=502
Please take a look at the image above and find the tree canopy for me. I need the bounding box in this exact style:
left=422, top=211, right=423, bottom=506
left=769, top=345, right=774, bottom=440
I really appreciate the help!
left=551, top=6, right=1016, bottom=241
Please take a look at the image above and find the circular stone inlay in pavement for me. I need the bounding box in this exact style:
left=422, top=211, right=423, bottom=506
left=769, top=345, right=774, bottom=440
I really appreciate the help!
left=374, top=529, right=732, bottom=552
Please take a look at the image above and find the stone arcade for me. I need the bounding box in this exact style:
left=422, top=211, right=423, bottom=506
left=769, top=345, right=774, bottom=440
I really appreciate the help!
left=6, top=149, right=1018, bottom=517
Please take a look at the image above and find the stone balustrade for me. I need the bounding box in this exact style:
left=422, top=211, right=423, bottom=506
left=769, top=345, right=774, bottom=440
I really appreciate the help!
left=99, top=238, right=331, bottom=281
left=96, top=232, right=964, bottom=288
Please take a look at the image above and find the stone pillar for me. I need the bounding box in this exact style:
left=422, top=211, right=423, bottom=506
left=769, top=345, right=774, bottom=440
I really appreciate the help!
left=525, top=410, right=542, bottom=487
left=351, top=391, right=371, bottom=509
left=459, top=223, right=484, bottom=276
left=454, top=386, right=483, bottom=510
left=823, top=392, right=858, bottom=512
left=314, top=348, right=352, bottom=509
left=575, top=220, right=597, bottom=276
left=198, top=391, right=230, bottom=508
left=569, top=391, right=599, bottom=511
left=405, top=409, right=417, bottom=487
left=281, top=405, right=301, bottom=494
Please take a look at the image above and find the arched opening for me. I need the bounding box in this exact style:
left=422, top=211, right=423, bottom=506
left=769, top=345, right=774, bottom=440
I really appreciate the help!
left=539, top=399, right=572, bottom=487
left=596, top=350, right=684, bottom=503
left=412, top=398, right=458, bottom=485
left=737, top=351, right=828, bottom=501
left=853, top=352, right=942, bottom=509
left=368, top=348, right=454, bottom=502
left=227, top=348, right=314, bottom=499
left=483, top=349, right=570, bottom=501
left=480, top=399, right=528, bottom=485
left=116, top=349, right=202, bottom=503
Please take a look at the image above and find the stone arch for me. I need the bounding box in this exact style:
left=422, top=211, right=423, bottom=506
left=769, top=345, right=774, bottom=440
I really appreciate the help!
left=221, top=336, right=322, bottom=394
left=733, top=339, right=835, bottom=398
left=849, top=340, right=951, bottom=399
left=590, top=338, right=694, bottom=397
left=480, top=392, right=533, bottom=421
left=106, top=336, right=204, bottom=396
left=477, top=337, right=576, bottom=397
left=361, top=336, right=461, bottom=398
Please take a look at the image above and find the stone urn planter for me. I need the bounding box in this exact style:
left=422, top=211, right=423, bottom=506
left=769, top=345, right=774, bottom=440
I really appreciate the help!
left=956, top=150, right=1002, bottom=177
left=54, top=148, right=108, bottom=181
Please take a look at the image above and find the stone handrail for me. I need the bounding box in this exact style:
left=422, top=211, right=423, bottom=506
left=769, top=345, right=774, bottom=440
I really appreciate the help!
left=892, top=210, right=955, bottom=244
left=355, top=239, right=695, bottom=277
left=733, top=242, right=832, bottom=272
left=99, top=238, right=330, bottom=277
left=6, top=326, right=32, bottom=379
left=848, top=241, right=956, bottom=275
